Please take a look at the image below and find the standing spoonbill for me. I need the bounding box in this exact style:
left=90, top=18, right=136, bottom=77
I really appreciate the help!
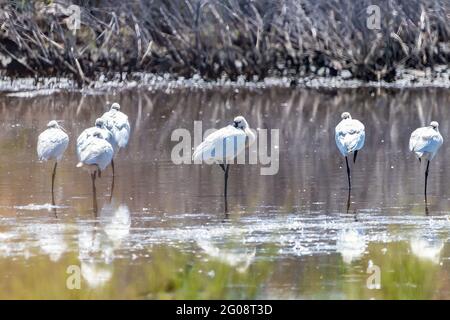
left=409, top=121, right=443, bottom=201
left=77, top=118, right=117, bottom=199
left=335, top=112, right=365, bottom=190
left=100, top=103, right=130, bottom=175
left=77, top=118, right=117, bottom=160
left=193, top=116, right=255, bottom=198
left=37, top=120, right=69, bottom=201
left=76, top=130, right=114, bottom=212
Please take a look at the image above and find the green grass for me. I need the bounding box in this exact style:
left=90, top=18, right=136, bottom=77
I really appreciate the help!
left=0, top=245, right=273, bottom=299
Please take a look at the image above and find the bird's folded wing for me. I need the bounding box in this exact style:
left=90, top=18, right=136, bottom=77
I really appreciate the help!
left=37, top=129, right=68, bottom=159
left=114, top=115, right=130, bottom=130
left=409, top=128, right=439, bottom=152
left=79, top=141, right=112, bottom=163
left=113, top=126, right=130, bottom=148
left=77, top=128, right=97, bottom=155
left=102, top=111, right=129, bottom=130
left=193, top=126, right=246, bottom=161
left=335, top=120, right=365, bottom=153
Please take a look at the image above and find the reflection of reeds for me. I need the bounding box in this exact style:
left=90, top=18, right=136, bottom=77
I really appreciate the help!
left=0, top=1, right=449, bottom=83
left=0, top=87, right=449, bottom=214
left=2, top=88, right=450, bottom=299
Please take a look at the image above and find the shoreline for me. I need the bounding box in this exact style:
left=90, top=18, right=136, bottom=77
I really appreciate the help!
left=1, top=67, right=450, bottom=97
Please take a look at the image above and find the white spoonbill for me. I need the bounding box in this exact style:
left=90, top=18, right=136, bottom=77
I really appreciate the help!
left=77, top=130, right=113, bottom=185
left=335, top=112, right=365, bottom=190
left=77, top=118, right=116, bottom=159
left=37, top=120, right=69, bottom=198
left=193, top=116, right=255, bottom=198
left=409, top=121, right=443, bottom=200
left=100, top=103, right=130, bottom=175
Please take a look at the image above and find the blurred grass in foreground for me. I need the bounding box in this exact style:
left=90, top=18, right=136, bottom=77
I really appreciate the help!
left=0, top=240, right=449, bottom=299
left=0, top=246, right=273, bottom=299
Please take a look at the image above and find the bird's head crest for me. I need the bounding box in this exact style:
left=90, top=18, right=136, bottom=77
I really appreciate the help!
left=47, top=120, right=59, bottom=128
left=341, top=112, right=351, bottom=120
left=430, top=121, right=439, bottom=130
left=95, top=118, right=105, bottom=128
left=233, top=116, right=249, bottom=129
left=111, top=103, right=121, bottom=111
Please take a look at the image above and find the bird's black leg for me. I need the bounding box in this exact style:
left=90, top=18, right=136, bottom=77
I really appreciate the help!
left=219, top=163, right=229, bottom=212
left=224, top=195, right=228, bottom=215
left=110, top=171, right=115, bottom=202
left=111, top=159, right=115, bottom=177
left=346, top=189, right=351, bottom=214
left=353, top=150, right=358, bottom=164
left=345, top=156, right=351, bottom=190
left=91, top=170, right=98, bottom=215
left=51, top=162, right=58, bottom=207
left=224, top=164, right=230, bottom=198
left=424, top=160, right=430, bottom=203
left=51, top=162, right=57, bottom=197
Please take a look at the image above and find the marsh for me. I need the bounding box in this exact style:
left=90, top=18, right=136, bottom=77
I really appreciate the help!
left=0, top=86, right=450, bottom=299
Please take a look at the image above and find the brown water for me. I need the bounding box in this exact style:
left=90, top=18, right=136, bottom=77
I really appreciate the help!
left=0, top=86, right=450, bottom=299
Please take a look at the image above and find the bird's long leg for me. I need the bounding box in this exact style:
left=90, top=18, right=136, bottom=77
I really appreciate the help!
left=353, top=150, right=358, bottom=164
left=345, top=156, right=351, bottom=190
left=51, top=162, right=57, bottom=199
left=224, top=164, right=230, bottom=198
left=224, top=195, right=228, bottom=215
left=91, top=170, right=98, bottom=215
left=111, top=159, right=115, bottom=177
left=51, top=162, right=57, bottom=217
left=425, top=160, right=430, bottom=203
left=346, top=189, right=351, bottom=214
left=109, top=172, right=115, bottom=202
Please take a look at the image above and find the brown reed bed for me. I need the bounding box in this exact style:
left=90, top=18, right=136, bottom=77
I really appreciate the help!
left=0, top=0, right=449, bottom=86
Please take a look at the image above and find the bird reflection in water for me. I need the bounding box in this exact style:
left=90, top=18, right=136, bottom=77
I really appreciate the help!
left=77, top=203, right=130, bottom=288
left=336, top=228, right=367, bottom=264
left=100, top=202, right=131, bottom=247
left=410, top=234, right=444, bottom=264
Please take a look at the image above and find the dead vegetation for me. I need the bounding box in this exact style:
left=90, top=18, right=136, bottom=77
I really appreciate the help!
left=0, top=0, right=449, bottom=85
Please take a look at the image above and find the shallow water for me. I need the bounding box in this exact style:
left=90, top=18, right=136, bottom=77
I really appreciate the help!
left=0, top=86, right=450, bottom=299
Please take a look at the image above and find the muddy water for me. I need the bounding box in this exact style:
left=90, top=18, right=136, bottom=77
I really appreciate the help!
left=0, top=87, right=450, bottom=299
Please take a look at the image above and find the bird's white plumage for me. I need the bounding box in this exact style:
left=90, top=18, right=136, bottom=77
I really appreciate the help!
left=193, top=126, right=247, bottom=163
left=76, top=132, right=113, bottom=171
left=409, top=124, right=443, bottom=160
left=100, top=104, right=130, bottom=150
left=37, top=122, right=69, bottom=161
left=335, top=116, right=365, bottom=157
left=77, top=122, right=116, bottom=158
left=193, top=116, right=255, bottom=163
